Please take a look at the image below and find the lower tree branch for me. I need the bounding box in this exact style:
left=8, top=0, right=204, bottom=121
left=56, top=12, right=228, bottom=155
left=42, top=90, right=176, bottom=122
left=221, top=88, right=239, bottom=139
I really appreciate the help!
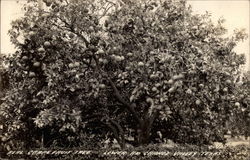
left=106, top=122, right=120, bottom=141
left=106, top=77, right=143, bottom=125
left=110, top=119, right=125, bottom=148
left=149, top=110, right=159, bottom=127
left=91, top=53, right=143, bottom=126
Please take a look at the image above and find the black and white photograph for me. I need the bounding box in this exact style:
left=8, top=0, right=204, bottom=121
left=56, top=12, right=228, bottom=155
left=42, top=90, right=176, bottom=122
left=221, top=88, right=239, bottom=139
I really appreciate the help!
left=0, top=0, right=249, bottom=159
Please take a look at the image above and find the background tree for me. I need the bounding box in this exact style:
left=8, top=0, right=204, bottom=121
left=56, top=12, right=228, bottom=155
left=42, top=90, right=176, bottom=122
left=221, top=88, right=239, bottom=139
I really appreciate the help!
left=0, top=54, right=9, bottom=153
left=0, top=54, right=9, bottom=94
left=0, top=0, right=249, bottom=151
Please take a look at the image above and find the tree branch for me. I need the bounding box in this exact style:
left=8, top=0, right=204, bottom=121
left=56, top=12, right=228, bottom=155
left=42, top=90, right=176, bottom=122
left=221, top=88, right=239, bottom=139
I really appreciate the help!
left=106, top=76, right=142, bottom=125
left=81, top=113, right=105, bottom=122
left=89, top=51, right=142, bottom=125
left=50, top=12, right=90, bottom=46
left=110, top=119, right=125, bottom=148
left=98, top=2, right=115, bottom=20
left=65, top=0, right=69, bottom=5
left=149, top=110, right=159, bottom=127
left=105, top=121, right=120, bottom=144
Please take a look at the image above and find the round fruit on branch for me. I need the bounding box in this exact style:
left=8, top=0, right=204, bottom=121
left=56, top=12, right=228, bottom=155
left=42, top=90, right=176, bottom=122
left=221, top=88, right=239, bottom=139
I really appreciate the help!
left=28, top=71, right=36, bottom=78
left=138, top=62, right=144, bottom=67
left=38, top=47, right=45, bottom=53
left=33, top=62, right=41, bottom=67
left=44, top=41, right=51, bottom=48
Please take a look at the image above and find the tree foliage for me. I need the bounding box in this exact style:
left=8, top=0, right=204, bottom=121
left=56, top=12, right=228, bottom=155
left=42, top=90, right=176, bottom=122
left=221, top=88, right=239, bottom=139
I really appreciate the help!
left=0, top=0, right=249, bottom=151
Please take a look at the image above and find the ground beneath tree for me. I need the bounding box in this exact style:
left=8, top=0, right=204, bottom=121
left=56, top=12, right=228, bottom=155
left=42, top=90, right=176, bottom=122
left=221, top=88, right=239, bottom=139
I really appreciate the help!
left=222, top=136, right=249, bottom=148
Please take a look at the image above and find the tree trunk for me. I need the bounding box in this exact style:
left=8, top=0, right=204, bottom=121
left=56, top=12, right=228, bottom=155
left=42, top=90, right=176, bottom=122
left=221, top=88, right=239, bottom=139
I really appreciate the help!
left=137, top=117, right=152, bottom=146
left=137, top=126, right=150, bottom=145
left=136, top=111, right=158, bottom=146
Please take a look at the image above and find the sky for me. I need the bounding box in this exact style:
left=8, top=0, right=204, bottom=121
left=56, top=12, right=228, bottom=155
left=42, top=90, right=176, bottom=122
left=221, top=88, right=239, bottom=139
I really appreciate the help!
left=1, top=0, right=250, bottom=70
left=187, top=0, right=250, bottom=71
